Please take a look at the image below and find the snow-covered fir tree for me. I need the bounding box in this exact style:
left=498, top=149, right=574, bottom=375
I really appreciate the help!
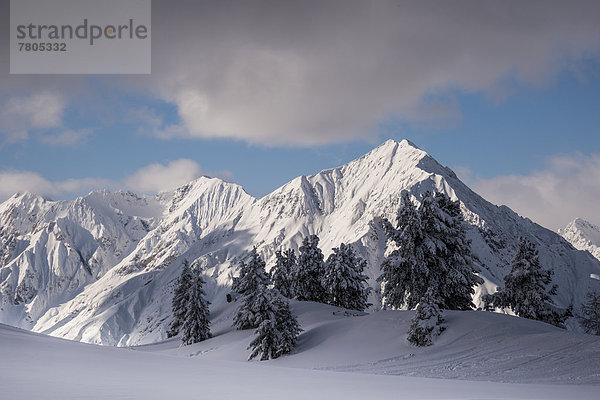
left=579, top=291, right=600, bottom=335
left=273, top=295, right=302, bottom=356
left=293, top=234, right=327, bottom=303
left=483, top=237, right=567, bottom=327
left=271, top=249, right=297, bottom=298
left=232, top=247, right=269, bottom=296
left=167, top=259, right=193, bottom=338
left=378, top=191, right=428, bottom=310
left=378, top=191, right=482, bottom=346
left=181, top=267, right=211, bottom=345
left=322, top=243, right=370, bottom=311
left=247, top=285, right=302, bottom=361
left=407, top=294, right=445, bottom=347
left=378, top=191, right=482, bottom=311
left=233, top=248, right=270, bottom=330
left=420, top=191, right=483, bottom=310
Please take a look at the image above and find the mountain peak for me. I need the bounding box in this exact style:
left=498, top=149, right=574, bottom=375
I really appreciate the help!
left=559, top=218, right=600, bottom=261
left=378, top=138, right=420, bottom=149
left=371, top=138, right=423, bottom=155
left=562, top=217, right=600, bottom=234
left=572, top=218, right=600, bottom=230
left=349, top=139, right=430, bottom=173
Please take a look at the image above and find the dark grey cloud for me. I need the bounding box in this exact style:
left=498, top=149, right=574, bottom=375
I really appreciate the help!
left=1, top=0, right=600, bottom=145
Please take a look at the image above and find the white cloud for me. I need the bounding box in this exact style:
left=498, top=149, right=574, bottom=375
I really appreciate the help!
left=466, top=154, right=600, bottom=231
left=0, top=171, right=57, bottom=198
left=124, top=159, right=207, bottom=194
left=0, top=93, right=93, bottom=146
left=0, top=170, right=113, bottom=200
left=5, top=92, right=65, bottom=129
left=0, top=92, right=66, bottom=143
left=0, top=160, right=233, bottom=201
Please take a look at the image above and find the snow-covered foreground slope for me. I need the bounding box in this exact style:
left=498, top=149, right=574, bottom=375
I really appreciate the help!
left=1, top=139, right=600, bottom=345
left=560, top=218, right=600, bottom=262
left=1, top=302, right=598, bottom=400
left=141, top=301, right=600, bottom=386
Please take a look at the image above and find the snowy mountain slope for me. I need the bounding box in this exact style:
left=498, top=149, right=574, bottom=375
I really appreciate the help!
left=33, top=178, right=255, bottom=345
left=0, top=191, right=161, bottom=329
left=1, top=302, right=598, bottom=400
left=559, top=218, right=600, bottom=261
left=1, top=139, right=600, bottom=345
left=140, top=300, right=600, bottom=386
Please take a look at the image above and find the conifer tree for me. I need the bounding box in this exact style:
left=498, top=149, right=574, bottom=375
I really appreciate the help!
left=247, top=285, right=302, bottom=360
left=271, top=249, right=297, bottom=298
left=378, top=191, right=428, bottom=310
left=181, top=268, right=211, bottom=345
left=233, top=248, right=270, bottom=330
left=379, top=191, right=482, bottom=346
left=407, top=295, right=445, bottom=346
left=167, top=259, right=192, bottom=338
left=232, top=247, right=269, bottom=296
left=248, top=317, right=279, bottom=361
left=421, top=191, right=483, bottom=310
left=379, top=191, right=482, bottom=311
left=292, top=234, right=327, bottom=302
left=272, top=294, right=302, bottom=356
left=483, top=237, right=567, bottom=327
left=579, top=291, right=600, bottom=335
left=322, top=243, right=370, bottom=311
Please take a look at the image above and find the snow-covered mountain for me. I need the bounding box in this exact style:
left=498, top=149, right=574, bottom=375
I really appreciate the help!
left=559, top=218, right=600, bottom=262
left=1, top=139, right=599, bottom=345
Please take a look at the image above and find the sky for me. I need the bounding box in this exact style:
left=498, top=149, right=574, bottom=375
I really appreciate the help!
left=0, top=0, right=599, bottom=231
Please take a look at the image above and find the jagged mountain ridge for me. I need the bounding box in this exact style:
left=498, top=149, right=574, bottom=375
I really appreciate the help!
left=559, top=218, right=600, bottom=262
left=1, top=139, right=599, bottom=345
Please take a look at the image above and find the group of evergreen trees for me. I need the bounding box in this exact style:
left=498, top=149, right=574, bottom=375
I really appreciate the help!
left=168, top=260, right=211, bottom=345
left=378, top=191, right=483, bottom=346
left=166, top=234, right=370, bottom=360
left=167, top=251, right=301, bottom=360
left=378, top=190, right=571, bottom=346
left=233, top=247, right=302, bottom=360
left=232, top=238, right=370, bottom=359
left=229, top=231, right=372, bottom=359
left=271, top=235, right=370, bottom=311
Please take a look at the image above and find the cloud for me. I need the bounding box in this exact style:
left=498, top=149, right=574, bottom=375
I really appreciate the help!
left=141, top=0, right=600, bottom=145
left=0, top=171, right=114, bottom=200
left=123, top=159, right=208, bottom=194
left=464, top=153, right=600, bottom=231
left=0, top=171, right=58, bottom=198
left=0, top=160, right=233, bottom=201
left=1, top=1, right=599, bottom=147
left=0, top=92, right=66, bottom=143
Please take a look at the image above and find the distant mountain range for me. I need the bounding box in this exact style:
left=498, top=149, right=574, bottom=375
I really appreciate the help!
left=1, top=139, right=599, bottom=345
